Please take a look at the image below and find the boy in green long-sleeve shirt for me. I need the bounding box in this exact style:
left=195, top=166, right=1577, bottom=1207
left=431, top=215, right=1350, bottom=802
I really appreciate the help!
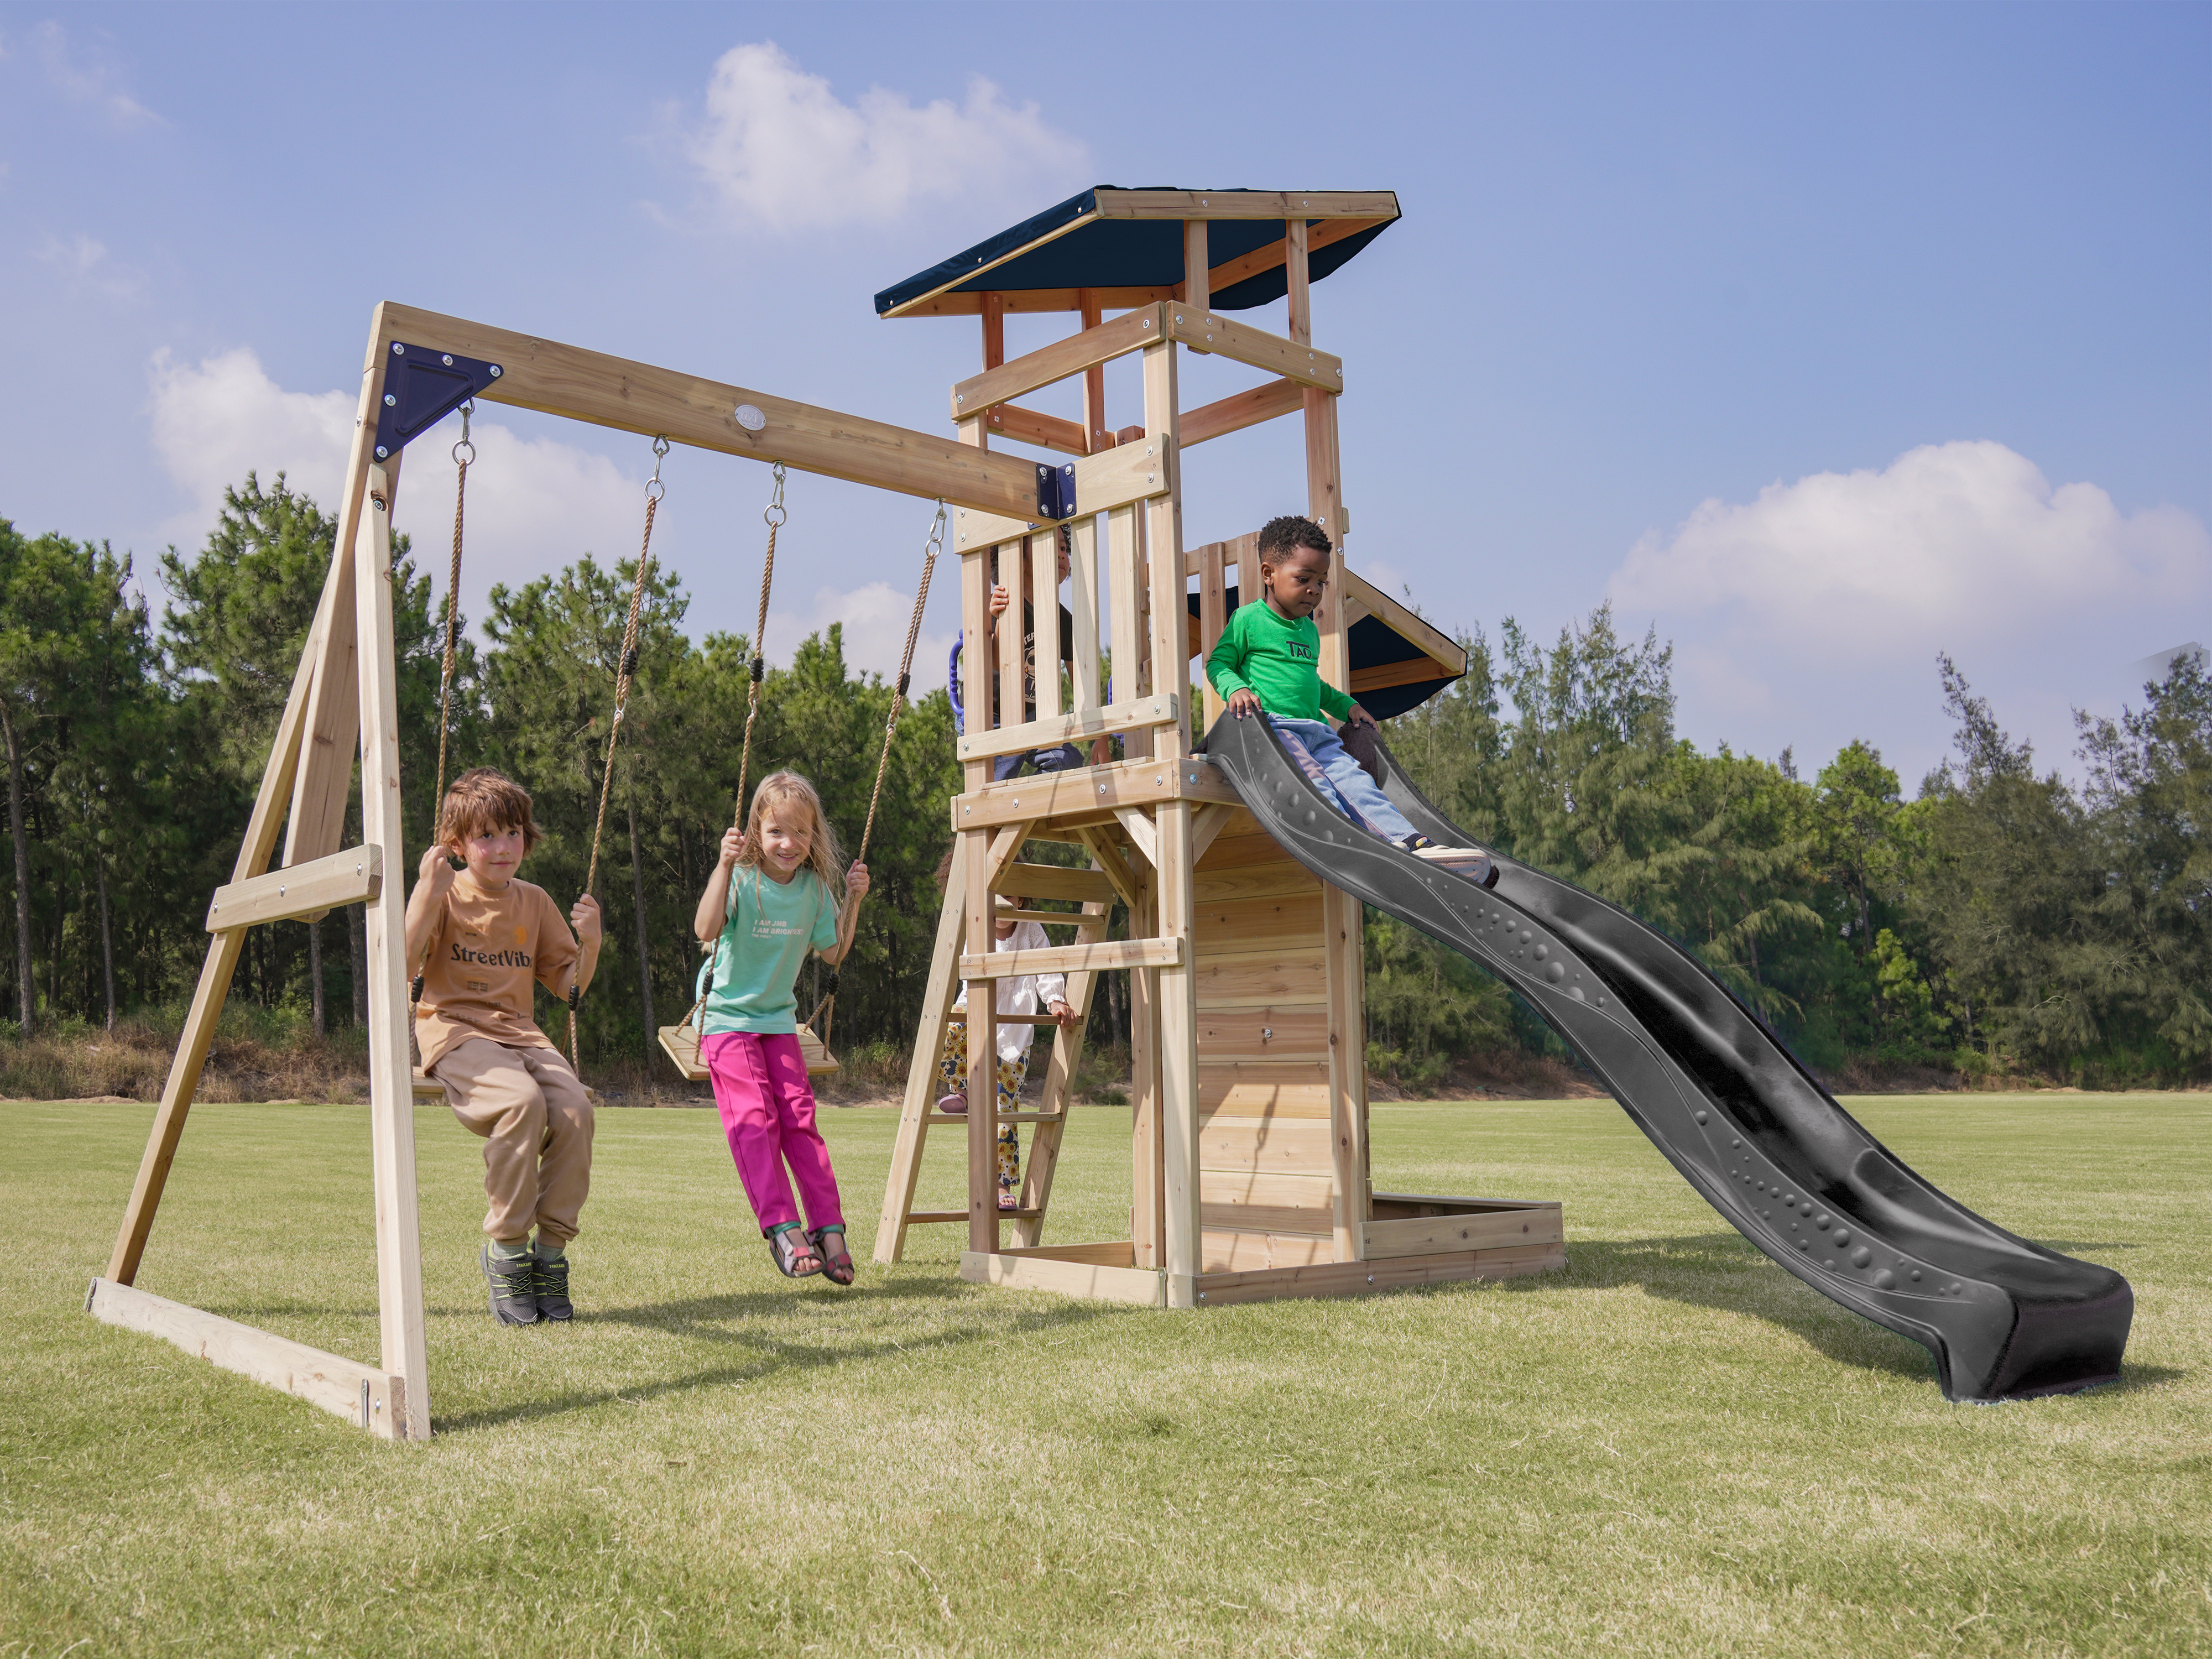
left=1208, top=516, right=1490, bottom=874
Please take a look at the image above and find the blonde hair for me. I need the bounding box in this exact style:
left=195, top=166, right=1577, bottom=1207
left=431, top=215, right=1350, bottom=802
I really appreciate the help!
left=735, top=771, right=847, bottom=904
left=439, top=768, right=542, bottom=854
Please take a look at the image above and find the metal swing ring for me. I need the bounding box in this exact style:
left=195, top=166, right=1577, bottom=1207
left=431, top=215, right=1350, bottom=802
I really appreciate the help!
left=644, top=435, right=670, bottom=502
left=763, top=461, right=788, bottom=528
left=451, top=399, right=476, bottom=467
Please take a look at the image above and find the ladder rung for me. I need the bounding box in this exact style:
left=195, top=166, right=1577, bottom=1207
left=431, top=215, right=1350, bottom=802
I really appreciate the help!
left=904, top=1208, right=1043, bottom=1223
left=943, top=1013, right=1069, bottom=1025
left=929, top=1110, right=1063, bottom=1125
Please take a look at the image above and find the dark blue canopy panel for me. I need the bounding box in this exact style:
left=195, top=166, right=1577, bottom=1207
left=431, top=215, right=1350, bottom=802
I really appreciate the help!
left=875, top=187, right=1400, bottom=317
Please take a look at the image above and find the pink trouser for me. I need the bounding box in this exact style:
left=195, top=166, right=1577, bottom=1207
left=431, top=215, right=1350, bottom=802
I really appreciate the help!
left=702, top=1031, right=844, bottom=1235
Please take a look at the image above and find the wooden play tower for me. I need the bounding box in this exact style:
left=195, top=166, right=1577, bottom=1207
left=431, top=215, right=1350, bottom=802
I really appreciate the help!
left=872, top=188, right=1566, bottom=1306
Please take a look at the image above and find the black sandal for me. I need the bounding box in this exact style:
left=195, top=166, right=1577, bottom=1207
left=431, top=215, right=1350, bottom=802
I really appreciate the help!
left=809, top=1225, right=854, bottom=1286
left=768, top=1224, right=822, bottom=1279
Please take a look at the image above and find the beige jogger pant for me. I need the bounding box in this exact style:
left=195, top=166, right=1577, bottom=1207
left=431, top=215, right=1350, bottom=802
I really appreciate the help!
left=431, top=1037, right=595, bottom=1246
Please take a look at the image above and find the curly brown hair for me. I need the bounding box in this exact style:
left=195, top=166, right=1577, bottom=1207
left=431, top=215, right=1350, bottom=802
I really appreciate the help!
left=437, top=767, right=544, bottom=854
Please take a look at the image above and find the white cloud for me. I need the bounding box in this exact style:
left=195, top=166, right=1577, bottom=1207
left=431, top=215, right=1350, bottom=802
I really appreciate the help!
left=683, top=41, right=1087, bottom=233
left=1607, top=440, right=2210, bottom=655
left=147, top=347, right=357, bottom=538
left=774, top=580, right=953, bottom=686
left=144, top=346, right=649, bottom=634
left=1602, top=440, right=2212, bottom=779
left=36, top=22, right=163, bottom=128
left=37, top=231, right=145, bottom=300
left=392, top=422, right=655, bottom=632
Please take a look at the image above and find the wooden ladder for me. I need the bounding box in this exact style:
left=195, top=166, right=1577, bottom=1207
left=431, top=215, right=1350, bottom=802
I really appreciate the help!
left=873, top=831, right=1115, bottom=1261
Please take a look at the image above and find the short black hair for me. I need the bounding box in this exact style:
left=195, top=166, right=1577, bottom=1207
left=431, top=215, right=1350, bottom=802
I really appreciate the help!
left=1258, top=515, right=1332, bottom=565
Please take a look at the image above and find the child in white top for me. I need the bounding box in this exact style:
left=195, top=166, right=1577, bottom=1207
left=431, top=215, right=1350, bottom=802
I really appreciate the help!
left=933, top=894, right=1077, bottom=1209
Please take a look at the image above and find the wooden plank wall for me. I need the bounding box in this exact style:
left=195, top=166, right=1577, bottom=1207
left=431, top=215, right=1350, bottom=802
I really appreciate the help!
left=1192, top=809, right=1345, bottom=1272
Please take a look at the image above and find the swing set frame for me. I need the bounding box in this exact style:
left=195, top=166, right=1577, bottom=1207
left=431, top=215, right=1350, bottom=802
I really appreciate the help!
left=86, top=299, right=1165, bottom=1441
left=91, top=189, right=1562, bottom=1443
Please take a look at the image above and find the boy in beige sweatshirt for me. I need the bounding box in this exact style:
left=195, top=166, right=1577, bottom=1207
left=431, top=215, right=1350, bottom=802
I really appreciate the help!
left=405, top=768, right=602, bottom=1326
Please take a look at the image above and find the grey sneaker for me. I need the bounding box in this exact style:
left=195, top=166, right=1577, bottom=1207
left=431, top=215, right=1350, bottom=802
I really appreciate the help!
left=481, top=1244, right=540, bottom=1326
left=532, top=1251, right=572, bottom=1322
left=1403, top=835, right=1496, bottom=885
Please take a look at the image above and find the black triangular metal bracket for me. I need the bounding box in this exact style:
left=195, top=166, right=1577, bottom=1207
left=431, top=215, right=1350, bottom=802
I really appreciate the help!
left=1033, top=460, right=1077, bottom=521
left=372, top=341, right=505, bottom=463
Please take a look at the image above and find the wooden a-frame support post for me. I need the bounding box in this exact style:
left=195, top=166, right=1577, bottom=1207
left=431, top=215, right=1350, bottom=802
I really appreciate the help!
left=96, top=305, right=431, bottom=1441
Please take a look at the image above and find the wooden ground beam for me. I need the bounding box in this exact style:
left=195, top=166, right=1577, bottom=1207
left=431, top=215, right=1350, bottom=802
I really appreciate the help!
left=87, top=1278, right=406, bottom=1434
left=959, top=1250, right=1166, bottom=1306
left=1191, top=1243, right=1565, bottom=1306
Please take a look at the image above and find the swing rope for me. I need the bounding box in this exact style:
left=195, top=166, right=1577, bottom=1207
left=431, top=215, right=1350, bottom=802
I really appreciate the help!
left=681, top=466, right=786, bottom=1039
left=570, top=435, right=671, bottom=1067
left=801, top=498, right=946, bottom=1047
left=411, top=407, right=478, bottom=1017
left=682, top=492, right=945, bottom=1055
left=432, top=402, right=474, bottom=824
left=733, top=462, right=786, bottom=826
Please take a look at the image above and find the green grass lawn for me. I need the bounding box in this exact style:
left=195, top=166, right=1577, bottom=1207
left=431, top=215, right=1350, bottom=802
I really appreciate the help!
left=4, top=1091, right=2205, bottom=1657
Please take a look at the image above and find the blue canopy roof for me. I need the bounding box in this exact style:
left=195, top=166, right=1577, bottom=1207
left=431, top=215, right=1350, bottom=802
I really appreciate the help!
left=875, top=186, right=1400, bottom=317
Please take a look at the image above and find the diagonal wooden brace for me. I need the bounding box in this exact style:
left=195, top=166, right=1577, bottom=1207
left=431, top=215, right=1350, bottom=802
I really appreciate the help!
left=206, top=846, right=382, bottom=932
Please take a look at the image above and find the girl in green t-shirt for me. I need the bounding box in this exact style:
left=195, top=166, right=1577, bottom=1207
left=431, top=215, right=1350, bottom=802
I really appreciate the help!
left=691, top=772, right=871, bottom=1284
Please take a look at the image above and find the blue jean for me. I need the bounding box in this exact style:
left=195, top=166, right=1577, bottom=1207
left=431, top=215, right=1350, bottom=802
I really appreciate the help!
left=993, top=743, right=1085, bottom=782
left=1267, top=716, right=1418, bottom=845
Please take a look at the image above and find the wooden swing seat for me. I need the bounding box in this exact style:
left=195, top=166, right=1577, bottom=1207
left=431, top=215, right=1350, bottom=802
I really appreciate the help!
left=658, top=1021, right=839, bottom=1082
left=412, top=1070, right=603, bottom=1107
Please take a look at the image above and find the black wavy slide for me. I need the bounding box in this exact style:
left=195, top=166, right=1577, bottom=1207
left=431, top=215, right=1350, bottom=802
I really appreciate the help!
left=1201, top=711, right=2132, bottom=1402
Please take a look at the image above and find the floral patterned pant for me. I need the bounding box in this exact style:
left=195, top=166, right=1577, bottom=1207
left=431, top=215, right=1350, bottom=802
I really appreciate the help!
left=936, top=1022, right=1027, bottom=1193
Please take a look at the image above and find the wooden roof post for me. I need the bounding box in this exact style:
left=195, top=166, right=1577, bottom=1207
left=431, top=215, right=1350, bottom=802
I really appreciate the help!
left=1183, top=220, right=1209, bottom=316
left=980, top=290, right=1005, bottom=370
left=1079, top=287, right=1107, bottom=453
left=980, top=292, right=1006, bottom=447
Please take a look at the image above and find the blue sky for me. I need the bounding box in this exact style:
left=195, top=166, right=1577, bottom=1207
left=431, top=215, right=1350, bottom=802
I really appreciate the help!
left=3, top=1, right=2205, bottom=789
